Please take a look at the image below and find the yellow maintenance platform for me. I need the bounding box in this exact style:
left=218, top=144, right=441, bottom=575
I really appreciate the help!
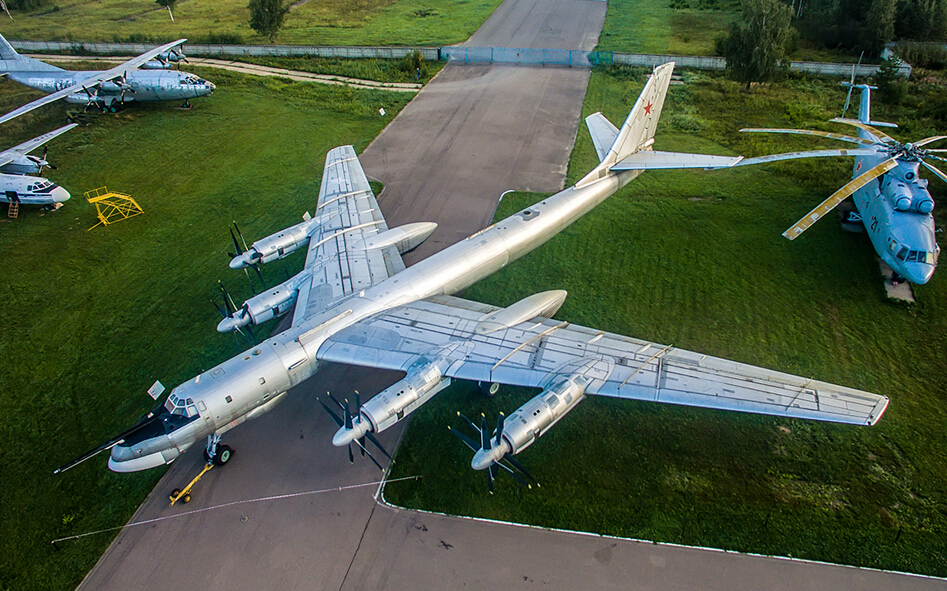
left=85, top=187, right=143, bottom=230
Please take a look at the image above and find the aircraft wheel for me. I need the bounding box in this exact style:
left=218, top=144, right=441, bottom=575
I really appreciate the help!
left=182, top=493, right=191, bottom=504
left=478, top=381, right=500, bottom=397
left=214, top=445, right=233, bottom=466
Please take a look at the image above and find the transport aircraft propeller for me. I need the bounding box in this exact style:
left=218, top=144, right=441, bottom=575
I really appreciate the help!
left=227, top=221, right=266, bottom=288
left=318, top=392, right=392, bottom=471
left=213, top=281, right=258, bottom=345
left=450, top=412, right=539, bottom=493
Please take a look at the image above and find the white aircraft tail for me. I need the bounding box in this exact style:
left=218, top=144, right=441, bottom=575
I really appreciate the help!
left=0, top=33, right=63, bottom=73
left=579, top=63, right=741, bottom=185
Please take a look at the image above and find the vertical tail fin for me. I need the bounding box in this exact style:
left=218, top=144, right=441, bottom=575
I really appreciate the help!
left=602, top=62, right=675, bottom=166
left=0, top=33, right=63, bottom=73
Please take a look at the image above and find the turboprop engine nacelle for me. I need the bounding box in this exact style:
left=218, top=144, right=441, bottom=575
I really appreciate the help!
left=230, top=216, right=320, bottom=270
left=471, top=374, right=590, bottom=471
left=332, top=357, right=452, bottom=447
left=217, top=273, right=308, bottom=332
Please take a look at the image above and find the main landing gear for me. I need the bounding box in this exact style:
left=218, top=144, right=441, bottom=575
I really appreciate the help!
left=168, top=435, right=234, bottom=506
left=181, top=99, right=192, bottom=109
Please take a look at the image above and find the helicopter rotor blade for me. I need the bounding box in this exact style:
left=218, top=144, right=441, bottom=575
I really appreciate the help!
left=740, top=128, right=876, bottom=146
left=829, top=118, right=896, bottom=144
left=783, top=157, right=899, bottom=240
left=920, top=159, right=947, bottom=184
left=914, top=135, right=947, bottom=148
left=734, top=148, right=877, bottom=168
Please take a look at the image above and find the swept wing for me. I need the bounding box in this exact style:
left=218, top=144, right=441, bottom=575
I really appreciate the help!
left=290, top=145, right=406, bottom=326
left=318, top=295, right=888, bottom=426
left=0, top=123, right=77, bottom=167
left=0, top=39, right=186, bottom=125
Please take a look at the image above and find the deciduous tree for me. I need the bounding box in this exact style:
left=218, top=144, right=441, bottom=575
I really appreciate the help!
left=721, top=0, right=793, bottom=89
left=248, top=0, right=290, bottom=44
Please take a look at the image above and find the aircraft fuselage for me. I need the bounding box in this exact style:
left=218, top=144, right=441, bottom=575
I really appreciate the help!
left=5, top=69, right=215, bottom=105
left=0, top=173, right=69, bottom=205
left=850, top=154, right=939, bottom=284
left=108, top=167, right=641, bottom=471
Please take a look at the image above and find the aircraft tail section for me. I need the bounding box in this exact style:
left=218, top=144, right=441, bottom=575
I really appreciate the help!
left=602, top=62, right=675, bottom=167
left=0, top=33, right=63, bottom=73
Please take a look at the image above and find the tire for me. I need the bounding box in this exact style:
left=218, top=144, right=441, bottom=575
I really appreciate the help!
left=214, top=445, right=233, bottom=466
left=171, top=488, right=181, bottom=497
left=182, top=493, right=191, bottom=504
left=478, top=381, right=500, bottom=397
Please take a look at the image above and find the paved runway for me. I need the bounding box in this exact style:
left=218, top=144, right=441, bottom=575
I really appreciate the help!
left=73, top=0, right=947, bottom=588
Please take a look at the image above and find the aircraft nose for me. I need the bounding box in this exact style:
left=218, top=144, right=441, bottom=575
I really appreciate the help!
left=53, top=186, right=70, bottom=203
left=904, top=264, right=935, bottom=285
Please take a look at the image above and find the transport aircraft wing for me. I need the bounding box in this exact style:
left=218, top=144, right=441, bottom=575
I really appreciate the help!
left=0, top=123, right=77, bottom=167
left=290, top=145, right=408, bottom=326
left=318, top=295, right=888, bottom=426
left=0, top=39, right=186, bottom=125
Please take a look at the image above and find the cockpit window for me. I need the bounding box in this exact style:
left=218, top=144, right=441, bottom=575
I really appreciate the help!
left=164, top=392, right=200, bottom=417
left=896, top=247, right=909, bottom=261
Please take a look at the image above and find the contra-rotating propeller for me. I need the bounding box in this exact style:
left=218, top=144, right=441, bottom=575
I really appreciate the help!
left=226, top=221, right=265, bottom=289
left=736, top=111, right=947, bottom=240
left=212, top=281, right=257, bottom=345
left=449, top=412, right=538, bottom=493
left=318, top=391, right=392, bottom=471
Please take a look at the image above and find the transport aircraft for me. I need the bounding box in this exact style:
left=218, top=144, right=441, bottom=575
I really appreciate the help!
left=0, top=34, right=214, bottom=125
left=55, top=64, right=889, bottom=492
left=736, top=85, right=943, bottom=285
left=0, top=123, right=75, bottom=206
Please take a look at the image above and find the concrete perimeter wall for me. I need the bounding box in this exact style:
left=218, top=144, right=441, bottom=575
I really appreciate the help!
left=8, top=40, right=913, bottom=78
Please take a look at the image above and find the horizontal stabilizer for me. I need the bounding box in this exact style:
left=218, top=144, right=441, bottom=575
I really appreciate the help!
left=611, top=151, right=743, bottom=171
left=585, top=112, right=619, bottom=163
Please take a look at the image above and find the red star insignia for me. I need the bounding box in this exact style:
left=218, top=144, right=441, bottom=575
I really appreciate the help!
left=644, top=101, right=653, bottom=115
left=855, top=161, right=862, bottom=172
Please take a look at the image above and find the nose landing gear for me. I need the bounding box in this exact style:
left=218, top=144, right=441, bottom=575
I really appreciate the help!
left=168, top=435, right=234, bottom=506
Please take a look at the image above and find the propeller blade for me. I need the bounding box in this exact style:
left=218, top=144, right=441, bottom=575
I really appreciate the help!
left=348, top=443, right=354, bottom=464
left=496, top=413, right=504, bottom=447
left=212, top=299, right=227, bottom=319
left=229, top=227, right=244, bottom=257
left=914, top=135, right=947, bottom=148
left=503, top=452, right=539, bottom=487
left=740, top=128, right=876, bottom=146
left=364, top=431, right=393, bottom=460
left=829, top=118, right=895, bottom=144
left=343, top=399, right=353, bottom=430
left=244, top=321, right=258, bottom=345
left=494, top=460, right=530, bottom=488
left=480, top=414, right=490, bottom=451
left=251, top=263, right=265, bottom=290
left=353, top=438, right=384, bottom=471
left=921, top=159, right=947, bottom=184
left=457, top=412, right=481, bottom=435
left=317, top=395, right=344, bottom=428
left=449, top=426, right=480, bottom=452
left=327, top=392, right=346, bottom=412
left=233, top=221, right=250, bottom=251
left=487, top=463, right=497, bottom=494
left=783, top=157, right=899, bottom=240
left=734, top=148, right=878, bottom=167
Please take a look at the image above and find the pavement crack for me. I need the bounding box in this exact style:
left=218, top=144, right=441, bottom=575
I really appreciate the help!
left=338, top=503, right=376, bottom=591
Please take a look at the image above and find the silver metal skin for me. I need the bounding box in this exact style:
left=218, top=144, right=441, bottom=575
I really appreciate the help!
left=102, top=63, right=887, bottom=474
left=0, top=34, right=214, bottom=124
left=216, top=271, right=311, bottom=333
left=229, top=216, right=322, bottom=270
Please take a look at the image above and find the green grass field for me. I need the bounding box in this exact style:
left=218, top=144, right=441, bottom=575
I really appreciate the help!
left=0, top=68, right=411, bottom=591
left=596, top=0, right=741, bottom=55
left=384, top=67, right=947, bottom=576
left=0, top=0, right=503, bottom=46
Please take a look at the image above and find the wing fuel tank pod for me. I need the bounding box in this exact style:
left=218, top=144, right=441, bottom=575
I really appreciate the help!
left=475, top=290, right=568, bottom=335
left=352, top=222, right=437, bottom=254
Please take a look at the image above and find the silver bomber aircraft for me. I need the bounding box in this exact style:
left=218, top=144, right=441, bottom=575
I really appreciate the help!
left=0, top=123, right=75, bottom=206
left=0, top=34, right=214, bottom=125
left=56, top=64, right=889, bottom=488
